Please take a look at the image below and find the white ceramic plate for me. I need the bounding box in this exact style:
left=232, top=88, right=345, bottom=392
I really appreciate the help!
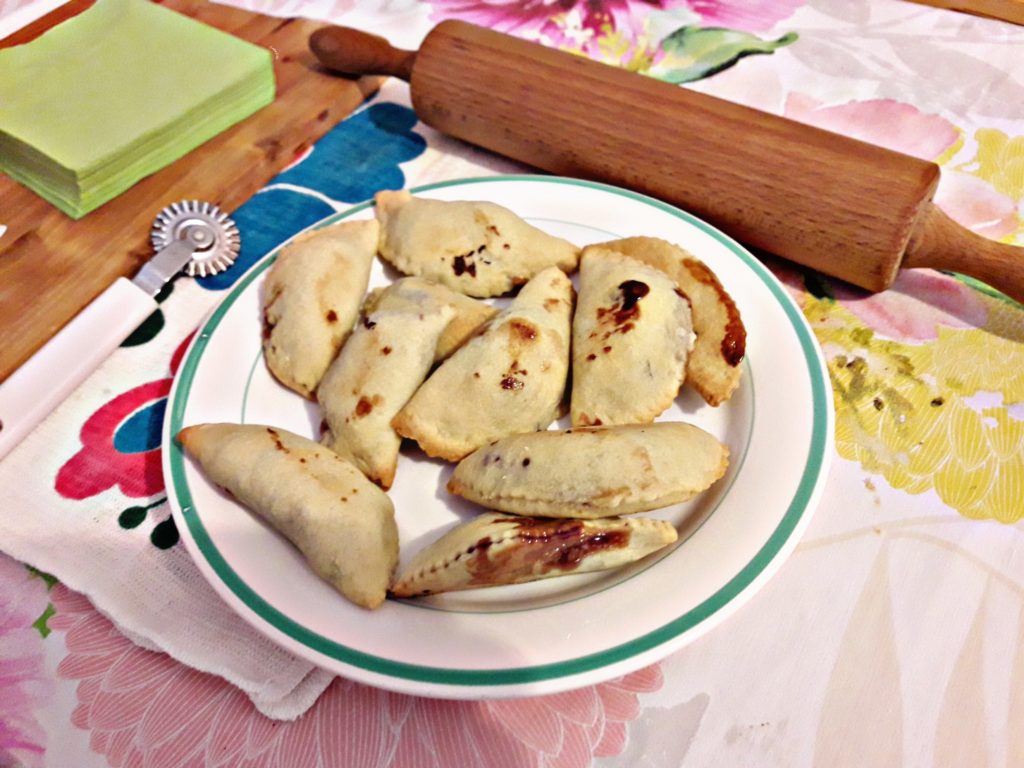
left=163, top=176, right=833, bottom=699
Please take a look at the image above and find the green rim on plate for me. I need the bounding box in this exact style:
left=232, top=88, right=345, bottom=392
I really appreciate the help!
left=167, top=175, right=831, bottom=686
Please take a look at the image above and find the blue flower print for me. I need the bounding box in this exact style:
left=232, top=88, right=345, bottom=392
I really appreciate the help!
left=199, top=102, right=426, bottom=290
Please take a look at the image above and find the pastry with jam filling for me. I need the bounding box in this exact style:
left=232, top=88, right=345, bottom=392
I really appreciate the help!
left=581, top=237, right=746, bottom=406
left=390, top=512, right=677, bottom=597
left=571, top=248, right=694, bottom=427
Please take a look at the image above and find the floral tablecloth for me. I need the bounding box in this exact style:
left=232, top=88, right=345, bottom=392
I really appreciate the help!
left=1, top=0, right=1023, bottom=766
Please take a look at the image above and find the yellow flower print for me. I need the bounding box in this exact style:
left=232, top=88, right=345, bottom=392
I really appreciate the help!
left=957, top=128, right=1024, bottom=202
left=920, top=327, right=1024, bottom=400
left=808, top=297, right=1024, bottom=523
left=985, top=295, right=1024, bottom=339
left=593, top=24, right=657, bottom=71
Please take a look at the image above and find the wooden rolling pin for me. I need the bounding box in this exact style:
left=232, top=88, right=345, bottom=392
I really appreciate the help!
left=310, top=21, right=1023, bottom=302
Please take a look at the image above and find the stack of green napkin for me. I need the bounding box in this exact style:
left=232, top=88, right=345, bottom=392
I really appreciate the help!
left=0, top=0, right=275, bottom=218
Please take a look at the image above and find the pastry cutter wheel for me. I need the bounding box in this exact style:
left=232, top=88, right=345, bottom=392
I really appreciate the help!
left=0, top=201, right=240, bottom=460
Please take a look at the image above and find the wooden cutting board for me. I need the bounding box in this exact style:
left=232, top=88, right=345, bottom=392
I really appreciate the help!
left=0, top=0, right=382, bottom=383
left=906, top=0, right=1024, bottom=25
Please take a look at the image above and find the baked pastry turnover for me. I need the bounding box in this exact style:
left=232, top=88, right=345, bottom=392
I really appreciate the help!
left=318, top=306, right=454, bottom=489
left=571, top=248, right=693, bottom=427
left=392, top=267, right=574, bottom=461
left=448, top=422, right=729, bottom=517
left=177, top=423, right=398, bottom=609
left=362, top=276, right=498, bottom=363
left=261, top=219, right=378, bottom=399
left=390, top=512, right=677, bottom=597
left=374, top=190, right=579, bottom=297
left=581, top=237, right=746, bottom=406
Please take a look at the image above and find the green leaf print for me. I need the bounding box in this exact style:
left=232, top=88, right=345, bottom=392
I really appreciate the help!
left=26, top=566, right=57, bottom=638
left=33, top=603, right=55, bottom=638
left=652, top=27, right=798, bottom=84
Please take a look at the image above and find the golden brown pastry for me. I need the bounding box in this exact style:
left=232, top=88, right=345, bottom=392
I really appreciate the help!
left=262, top=219, right=378, bottom=399
left=361, top=276, right=498, bottom=363
left=374, top=190, right=580, bottom=297
left=571, top=248, right=693, bottom=427
left=581, top=237, right=746, bottom=406
left=390, top=512, right=677, bottom=597
left=448, top=422, right=729, bottom=517
left=318, top=306, right=454, bottom=489
left=392, top=267, right=574, bottom=462
left=177, top=423, right=398, bottom=610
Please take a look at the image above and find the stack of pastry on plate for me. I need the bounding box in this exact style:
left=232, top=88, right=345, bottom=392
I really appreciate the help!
left=178, top=190, right=746, bottom=609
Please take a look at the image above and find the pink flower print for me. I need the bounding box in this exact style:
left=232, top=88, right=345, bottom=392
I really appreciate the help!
left=55, top=378, right=172, bottom=500
left=385, top=666, right=661, bottom=767
left=51, top=582, right=662, bottom=768
left=685, top=0, right=805, bottom=33
left=933, top=171, right=1019, bottom=241
left=427, top=0, right=802, bottom=61
left=832, top=269, right=989, bottom=342
left=169, top=331, right=196, bottom=377
left=0, top=553, right=54, bottom=768
left=783, top=93, right=959, bottom=161
left=235, top=0, right=354, bottom=18
left=429, top=0, right=659, bottom=43
left=54, top=331, right=196, bottom=502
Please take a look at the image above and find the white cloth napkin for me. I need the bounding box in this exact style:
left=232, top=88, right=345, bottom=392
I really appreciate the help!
left=0, top=276, right=336, bottom=719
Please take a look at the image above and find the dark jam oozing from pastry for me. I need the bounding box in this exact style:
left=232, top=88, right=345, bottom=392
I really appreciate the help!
left=618, top=280, right=650, bottom=314
left=466, top=518, right=631, bottom=585
left=594, top=280, right=649, bottom=339
left=452, top=252, right=478, bottom=277
left=721, top=313, right=745, bottom=367
left=682, top=258, right=746, bottom=367
left=262, top=290, right=281, bottom=341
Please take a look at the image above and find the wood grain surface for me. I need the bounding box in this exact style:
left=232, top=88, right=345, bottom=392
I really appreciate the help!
left=904, top=0, right=1024, bottom=25
left=904, top=203, right=1024, bottom=301
left=0, top=0, right=382, bottom=383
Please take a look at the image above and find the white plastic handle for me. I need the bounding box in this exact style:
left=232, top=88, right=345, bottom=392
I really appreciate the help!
left=0, top=277, right=158, bottom=460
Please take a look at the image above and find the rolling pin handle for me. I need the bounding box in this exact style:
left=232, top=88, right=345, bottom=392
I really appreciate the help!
left=310, top=26, right=416, bottom=81
left=904, top=203, right=1024, bottom=304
